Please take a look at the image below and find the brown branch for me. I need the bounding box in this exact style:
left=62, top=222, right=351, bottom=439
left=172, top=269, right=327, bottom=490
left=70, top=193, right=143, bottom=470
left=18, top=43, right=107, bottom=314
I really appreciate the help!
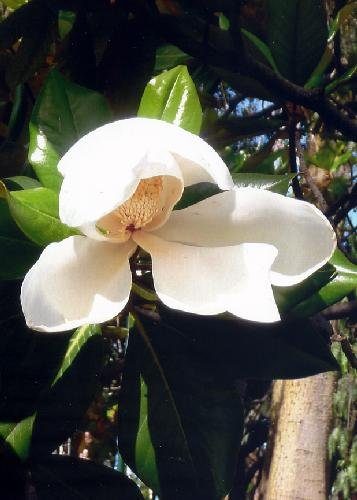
left=296, top=140, right=328, bottom=211
left=323, top=299, right=357, bottom=319
left=288, top=112, right=303, bottom=199
left=159, top=15, right=357, bottom=140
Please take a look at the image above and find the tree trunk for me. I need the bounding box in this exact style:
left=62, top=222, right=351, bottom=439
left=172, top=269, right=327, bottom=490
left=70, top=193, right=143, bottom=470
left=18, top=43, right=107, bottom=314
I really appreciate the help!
left=257, top=373, right=336, bottom=500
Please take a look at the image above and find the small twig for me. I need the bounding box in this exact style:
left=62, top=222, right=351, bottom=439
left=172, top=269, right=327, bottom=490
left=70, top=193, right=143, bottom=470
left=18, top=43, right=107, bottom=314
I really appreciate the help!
left=331, top=332, right=357, bottom=369
left=288, top=112, right=304, bottom=199
left=296, top=139, right=328, bottom=211
left=323, top=299, right=357, bottom=320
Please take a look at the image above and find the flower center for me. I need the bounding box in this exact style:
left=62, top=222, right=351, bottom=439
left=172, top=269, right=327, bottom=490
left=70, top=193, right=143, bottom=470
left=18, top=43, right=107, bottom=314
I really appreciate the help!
left=115, top=176, right=164, bottom=231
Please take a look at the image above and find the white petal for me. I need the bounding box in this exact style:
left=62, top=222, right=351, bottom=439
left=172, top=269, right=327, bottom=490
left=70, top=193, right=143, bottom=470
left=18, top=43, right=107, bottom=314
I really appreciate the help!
left=133, top=231, right=280, bottom=322
left=21, top=236, right=136, bottom=332
left=154, top=188, right=336, bottom=286
left=59, top=140, right=183, bottom=229
left=58, top=118, right=232, bottom=228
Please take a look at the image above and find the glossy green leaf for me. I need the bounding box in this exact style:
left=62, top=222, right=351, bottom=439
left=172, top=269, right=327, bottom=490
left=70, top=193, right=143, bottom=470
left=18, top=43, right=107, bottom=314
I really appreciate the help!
left=267, top=0, right=328, bottom=85
left=308, top=144, right=352, bottom=172
left=138, top=65, right=202, bottom=135
left=154, top=44, right=190, bottom=72
left=232, top=173, right=295, bottom=194
left=51, top=324, right=100, bottom=387
left=118, top=315, right=244, bottom=499
left=290, top=250, right=357, bottom=317
left=0, top=198, right=41, bottom=279
left=29, top=69, right=112, bottom=191
left=328, top=2, right=357, bottom=42
left=241, top=28, right=279, bottom=73
left=0, top=414, right=36, bottom=462
left=5, top=186, right=77, bottom=246
left=31, top=455, right=144, bottom=500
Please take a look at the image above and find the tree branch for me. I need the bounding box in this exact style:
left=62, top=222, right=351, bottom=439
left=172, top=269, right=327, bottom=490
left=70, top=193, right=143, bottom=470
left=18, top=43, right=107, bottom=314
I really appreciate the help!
left=159, top=15, right=357, bottom=140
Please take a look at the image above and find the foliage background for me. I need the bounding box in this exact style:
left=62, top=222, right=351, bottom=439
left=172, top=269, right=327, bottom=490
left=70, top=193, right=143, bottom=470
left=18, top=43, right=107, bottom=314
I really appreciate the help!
left=0, top=0, right=356, bottom=499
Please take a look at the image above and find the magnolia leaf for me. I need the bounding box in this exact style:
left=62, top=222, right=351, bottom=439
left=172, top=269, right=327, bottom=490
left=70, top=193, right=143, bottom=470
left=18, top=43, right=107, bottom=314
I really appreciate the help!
left=154, top=44, right=191, bottom=72
left=268, top=0, right=328, bottom=85
left=0, top=325, right=102, bottom=462
left=3, top=186, right=77, bottom=246
left=118, top=315, right=244, bottom=499
left=0, top=198, right=41, bottom=279
left=30, top=325, right=103, bottom=456
left=241, top=28, right=279, bottom=73
left=138, top=65, right=202, bottom=135
left=175, top=174, right=294, bottom=210
left=31, top=455, right=144, bottom=500
left=232, top=173, right=295, bottom=194
left=29, top=69, right=112, bottom=191
left=305, top=46, right=334, bottom=89
left=328, top=2, right=357, bottom=42
left=4, top=176, right=42, bottom=190
left=58, top=10, right=76, bottom=40
left=290, top=250, right=357, bottom=317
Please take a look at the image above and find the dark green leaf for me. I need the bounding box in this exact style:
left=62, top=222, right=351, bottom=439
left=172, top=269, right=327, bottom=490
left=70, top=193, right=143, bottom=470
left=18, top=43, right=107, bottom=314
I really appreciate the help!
left=154, top=305, right=338, bottom=380
left=0, top=1, right=40, bottom=49
left=5, top=4, right=56, bottom=88
left=31, top=455, right=144, bottom=500
left=274, top=263, right=336, bottom=314
left=5, top=187, right=77, bottom=246
left=4, top=176, right=41, bottom=190
left=58, top=10, right=76, bottom=40
left=174, top=174, right=294, bottom=211
left=174, top=182, right=221, bottom=210
left=138, top=65, right=202, bottom=135
left=290, top=249, right=357, bottom=317
left=305, top=46, right=333, bottom=88
left=0, top=324, right=103, bottom=461
left=29, top=69, right=112, bottom=191
left=0, top=198, right=41, bottom=279
left=155, top=44, right=191, bottom=72
left=268, top=0, right=328, bottom=85
left=241, top=28, right=279, bottom=73
left=118, top=315, right=244, bottom=500
left=30, top=325, right=104, bottom=456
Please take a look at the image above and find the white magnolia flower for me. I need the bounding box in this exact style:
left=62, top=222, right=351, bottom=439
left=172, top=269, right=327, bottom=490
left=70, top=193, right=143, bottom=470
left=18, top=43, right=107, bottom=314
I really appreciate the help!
left=21, top=118, right=336, bottom=332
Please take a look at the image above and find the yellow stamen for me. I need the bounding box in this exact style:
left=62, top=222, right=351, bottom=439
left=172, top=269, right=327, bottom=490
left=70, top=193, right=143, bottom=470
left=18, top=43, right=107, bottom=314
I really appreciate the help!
left=115, top=176, right=164, bottom=231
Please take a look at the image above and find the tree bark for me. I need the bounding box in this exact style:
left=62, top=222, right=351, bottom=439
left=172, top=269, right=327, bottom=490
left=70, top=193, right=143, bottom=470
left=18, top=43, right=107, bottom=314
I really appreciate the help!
left=257, top=373, right=336, bottom=500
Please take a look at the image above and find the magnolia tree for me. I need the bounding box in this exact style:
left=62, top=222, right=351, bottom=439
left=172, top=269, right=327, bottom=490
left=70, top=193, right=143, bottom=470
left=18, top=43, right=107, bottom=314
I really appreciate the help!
left=0, top=1, right=356, bottom=499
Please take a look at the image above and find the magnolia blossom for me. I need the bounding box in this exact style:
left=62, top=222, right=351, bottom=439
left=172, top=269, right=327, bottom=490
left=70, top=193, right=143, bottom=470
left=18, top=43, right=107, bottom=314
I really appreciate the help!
left=21, top=118, right=336, bottom=332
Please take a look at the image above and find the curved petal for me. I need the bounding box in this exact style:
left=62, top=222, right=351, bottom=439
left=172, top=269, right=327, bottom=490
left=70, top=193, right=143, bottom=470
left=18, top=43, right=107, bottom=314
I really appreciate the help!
left=59, top=139, right=183, bottom=229
left=133, top=231, right=280, bottom=322
left=21, top=236, right=136, bottom=332
left=154, top=188, right=336, bottom=286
